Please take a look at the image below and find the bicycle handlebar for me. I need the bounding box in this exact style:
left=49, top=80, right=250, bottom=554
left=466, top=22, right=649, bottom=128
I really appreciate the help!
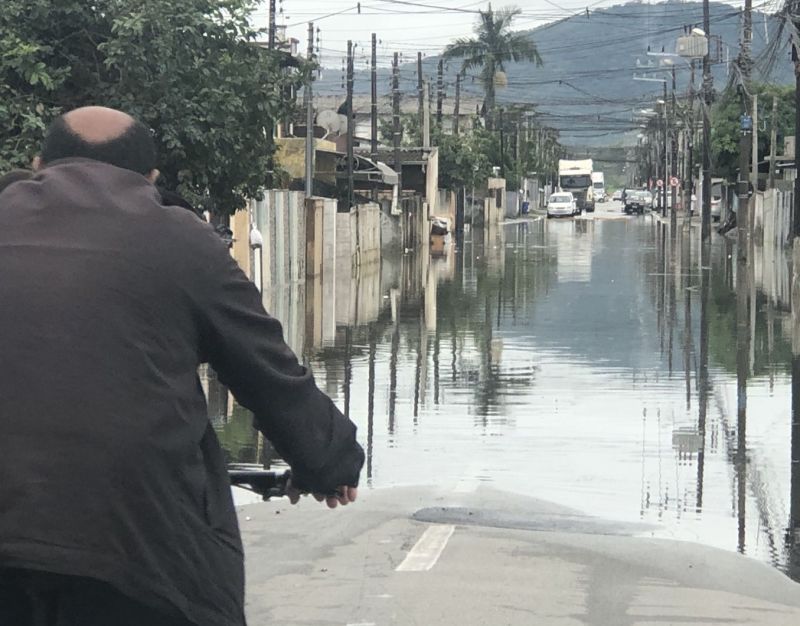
left=228, top=465, right=291, bottom=500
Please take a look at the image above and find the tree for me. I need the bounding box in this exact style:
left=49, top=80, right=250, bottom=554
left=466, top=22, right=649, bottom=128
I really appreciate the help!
left=442, top=6, right=542, bottom=128
left=0, top=0, right=308, bottom=215
left=710, top=83, right=794, bottom=181
left=434, top=125, right=499, bottom=191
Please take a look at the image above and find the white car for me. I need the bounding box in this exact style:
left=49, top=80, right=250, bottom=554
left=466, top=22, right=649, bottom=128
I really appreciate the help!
left=547, top=192, right=578, bottom=218
left=711, top=195, right=722, bottom=221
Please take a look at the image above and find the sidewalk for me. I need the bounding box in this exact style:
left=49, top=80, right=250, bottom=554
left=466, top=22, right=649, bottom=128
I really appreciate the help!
left=240, top=486, right=800, bottom=625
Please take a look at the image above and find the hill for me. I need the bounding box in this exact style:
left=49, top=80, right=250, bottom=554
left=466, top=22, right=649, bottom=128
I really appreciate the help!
left=316, top=1, right=792, bottom=149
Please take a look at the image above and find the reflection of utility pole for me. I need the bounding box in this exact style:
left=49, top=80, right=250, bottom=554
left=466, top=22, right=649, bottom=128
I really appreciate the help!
left=388, top=321, right=400, bottom=434
left=790, top=183, right=800, bottom=577
left=367, top=329, right=376, bottom=482
left=343, top=326, right=353, bottom=420
left=697, top=241, right=710, bottom=511
left=736, top=226, right=751, bottom=555
left=790, top=354, right=800, bottom=580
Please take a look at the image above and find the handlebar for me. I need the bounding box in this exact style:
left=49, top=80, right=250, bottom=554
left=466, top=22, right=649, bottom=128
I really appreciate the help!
left=228, top=464, right=291, bottom=500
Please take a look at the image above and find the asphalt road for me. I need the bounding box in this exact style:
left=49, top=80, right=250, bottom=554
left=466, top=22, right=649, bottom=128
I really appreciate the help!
left=240, top=486, right=800, bottom=625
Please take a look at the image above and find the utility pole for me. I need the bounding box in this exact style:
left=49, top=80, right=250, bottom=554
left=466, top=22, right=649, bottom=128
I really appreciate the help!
left=794, top=5, right=800, bottom=237
left=738, top=0, right=753, bottom=264
left=453, top=73, right=461, bottom=136
left=686, top=60, right=696, bottom=219
left=662, top=82, right=668, bottom=218
left=423, top=81, right=431, bottom=148
left=751, top=93, right=759, bottom=193
left=768, top=95, right=778, bottom=189
left=436, top=59, right=444, bottom=131
left=737, top=113, right=753, bottom=263
left=346, top=40, right=355, bottom=210
left=671, top=65, right=678, bottom=234
left=499, top=107, right=506, bottom=178
left=370, top=33, right=378, bottom=162
left=370, top=33, right=378, bottom=202
left=268, top=0, right=277, bottom=50
left=417, top=52, right=424, bottom=144
left=392, top=52, right=402, bottom=196
left=701, top=0, right=713, bottom=241
left=304, top=23, right=315, bottom=198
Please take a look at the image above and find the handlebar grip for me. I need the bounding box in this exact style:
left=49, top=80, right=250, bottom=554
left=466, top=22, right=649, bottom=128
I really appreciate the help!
left=228, top=469, right=291, bottom=500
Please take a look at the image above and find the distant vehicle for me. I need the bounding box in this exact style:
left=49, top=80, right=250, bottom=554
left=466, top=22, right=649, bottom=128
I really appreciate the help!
left=711, top=195, right=722, bottom=221
left=558, top=159, right=595, bottom=213
left=591, top=172, right=606, bottom=202
left=611, top=189, right=623, bottom=201
left=624, top=190, right=647, bottom=215
left=547, top=192, right=578, bottom=218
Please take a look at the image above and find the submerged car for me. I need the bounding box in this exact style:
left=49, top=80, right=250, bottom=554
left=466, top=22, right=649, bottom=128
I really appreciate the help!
left=547, top=192, right=578, bottom=218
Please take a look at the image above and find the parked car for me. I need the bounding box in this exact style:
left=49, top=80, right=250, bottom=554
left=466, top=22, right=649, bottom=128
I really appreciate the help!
left=612, top=189, right=623, bottom=201
left=547, top=192, right=578, bottom=218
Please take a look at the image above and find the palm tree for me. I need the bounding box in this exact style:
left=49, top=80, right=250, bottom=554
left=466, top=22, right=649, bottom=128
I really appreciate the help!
left=443, top=5, right=542, bottom=128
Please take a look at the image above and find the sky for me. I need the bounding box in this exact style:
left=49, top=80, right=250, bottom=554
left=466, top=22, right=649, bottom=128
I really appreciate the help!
left=251, top=1, right=644, bottom=66
left=250, top=0, right=782, bottom=68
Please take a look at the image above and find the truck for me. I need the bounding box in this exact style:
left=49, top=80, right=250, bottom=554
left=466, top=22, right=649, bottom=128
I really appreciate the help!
left=591, top=172, right=606, bottom=203
left=558, top=159, right=595, bottom=213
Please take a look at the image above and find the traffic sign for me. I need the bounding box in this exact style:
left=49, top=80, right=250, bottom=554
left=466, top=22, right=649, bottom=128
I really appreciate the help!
left=669, top=176, right=680, bottom=188
left=656, top=179, right=664, bottom=188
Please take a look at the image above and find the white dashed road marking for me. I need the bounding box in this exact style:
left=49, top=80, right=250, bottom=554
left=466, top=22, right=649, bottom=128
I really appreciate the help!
left=395, top=524, right=455, bottom=572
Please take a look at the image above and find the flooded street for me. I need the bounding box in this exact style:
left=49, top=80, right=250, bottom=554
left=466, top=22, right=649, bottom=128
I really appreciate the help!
left=215, top=204, right=800, bottom=583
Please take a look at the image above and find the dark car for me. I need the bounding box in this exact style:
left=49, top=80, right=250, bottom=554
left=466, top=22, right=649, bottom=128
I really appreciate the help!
left=624, top=191, right=646, bottom=215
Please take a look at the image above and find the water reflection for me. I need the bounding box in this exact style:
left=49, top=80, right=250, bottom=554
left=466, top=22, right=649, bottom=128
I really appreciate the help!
left=212, top=215, right=800, bottom=582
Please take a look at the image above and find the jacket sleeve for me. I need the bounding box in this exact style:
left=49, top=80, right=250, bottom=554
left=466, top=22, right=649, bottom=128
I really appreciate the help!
left=194, top=229, right=364, bottom=494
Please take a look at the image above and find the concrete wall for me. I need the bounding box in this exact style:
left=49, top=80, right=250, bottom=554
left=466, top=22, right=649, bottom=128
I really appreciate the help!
left=758, top=188, right=793, bottom=249
left=334, top=203, right=382, bottom=327
left=248, top=191, right=307, bottom=292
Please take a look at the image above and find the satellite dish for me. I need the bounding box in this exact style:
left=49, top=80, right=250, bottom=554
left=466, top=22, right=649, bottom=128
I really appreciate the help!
left=316, top=110, right=341, bottom=138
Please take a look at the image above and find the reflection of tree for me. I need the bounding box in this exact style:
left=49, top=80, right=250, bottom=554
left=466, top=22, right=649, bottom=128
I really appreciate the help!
left=432, top=224, right=555, bottom=419
left=706, top=269, right=792, bottom=376
left=213, top=405, right=259, bottom=465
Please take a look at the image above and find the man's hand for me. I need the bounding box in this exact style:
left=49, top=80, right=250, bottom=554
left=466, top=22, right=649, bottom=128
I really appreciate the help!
left=287, top=480, right=358, bottom=509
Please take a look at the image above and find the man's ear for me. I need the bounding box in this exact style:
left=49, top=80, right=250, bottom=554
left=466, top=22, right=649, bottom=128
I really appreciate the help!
left=32, top=156, right=42, bottom=171
left=146, top=169, right=160, bottom=184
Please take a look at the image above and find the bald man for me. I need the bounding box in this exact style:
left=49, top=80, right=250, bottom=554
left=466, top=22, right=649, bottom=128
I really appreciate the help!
left=0, top=107, right=364, bottom=626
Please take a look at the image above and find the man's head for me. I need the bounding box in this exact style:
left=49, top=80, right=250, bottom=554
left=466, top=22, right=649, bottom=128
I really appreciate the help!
left=36, top=106, right=158, bottom=182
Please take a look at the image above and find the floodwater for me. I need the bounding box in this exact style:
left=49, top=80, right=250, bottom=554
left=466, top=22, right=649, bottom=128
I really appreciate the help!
left=212, top=206, right=800, bottom=582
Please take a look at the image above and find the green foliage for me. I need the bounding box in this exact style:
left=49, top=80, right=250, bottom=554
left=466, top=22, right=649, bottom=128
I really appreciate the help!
left=0, top=0, right=308, bottom=214
left=710, top=84, right=794, bottom=181
left=434, top=125, right=499, bottom=190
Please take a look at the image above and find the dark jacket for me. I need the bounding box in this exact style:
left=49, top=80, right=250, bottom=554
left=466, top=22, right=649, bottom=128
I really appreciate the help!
left=0, top=159, right=364, bottom=625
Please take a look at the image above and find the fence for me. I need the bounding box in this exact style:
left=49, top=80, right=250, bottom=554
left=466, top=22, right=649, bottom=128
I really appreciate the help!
left=758, top=188, right=793, bottom=250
